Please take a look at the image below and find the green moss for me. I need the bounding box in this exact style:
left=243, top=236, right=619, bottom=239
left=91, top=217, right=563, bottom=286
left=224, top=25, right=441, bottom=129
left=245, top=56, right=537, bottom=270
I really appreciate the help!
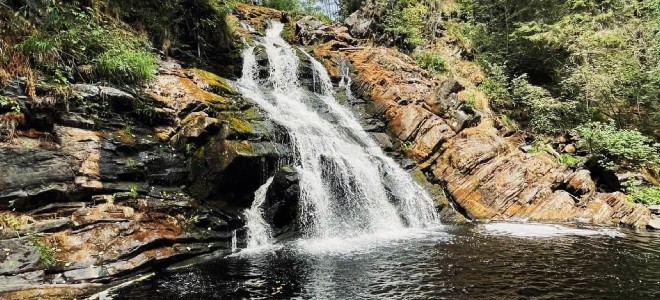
left=557, top=154, right=582, bottom=168
left=190, top=68, right=237, bottom=95
left=228, top=140, right=255, bottom=155
left=227, top=117, right=253, bottom=134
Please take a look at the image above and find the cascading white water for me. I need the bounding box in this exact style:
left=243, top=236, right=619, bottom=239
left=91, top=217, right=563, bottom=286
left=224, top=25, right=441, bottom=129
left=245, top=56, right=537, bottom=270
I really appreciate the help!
left=236, top=21, right=438, bottom=242
left=231, top=230, right=237, bottom=253
left=244, top=177, right=275, bottom=248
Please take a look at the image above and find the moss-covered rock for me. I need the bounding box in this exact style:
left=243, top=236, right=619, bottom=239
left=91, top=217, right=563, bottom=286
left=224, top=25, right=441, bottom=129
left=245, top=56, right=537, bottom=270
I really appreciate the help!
left=189, top=68, right=238, bottom=95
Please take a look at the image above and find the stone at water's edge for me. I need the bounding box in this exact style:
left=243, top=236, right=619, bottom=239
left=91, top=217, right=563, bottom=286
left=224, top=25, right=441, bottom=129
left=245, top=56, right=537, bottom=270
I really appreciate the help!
left=648, top=218, right=660, bottom=230
left=297, top=16, right=651, bottom=228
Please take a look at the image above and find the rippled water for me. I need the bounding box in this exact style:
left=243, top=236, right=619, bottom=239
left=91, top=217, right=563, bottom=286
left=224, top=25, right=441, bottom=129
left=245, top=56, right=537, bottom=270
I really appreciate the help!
left=112, top=223, right=660, bottom=299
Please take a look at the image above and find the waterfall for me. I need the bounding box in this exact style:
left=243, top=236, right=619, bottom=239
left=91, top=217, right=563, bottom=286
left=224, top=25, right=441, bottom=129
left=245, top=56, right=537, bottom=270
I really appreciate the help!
left=231, top=230, right=237, bottom=253
left=236, top=21, right=439, bottom=241
left=244, top=177, right=275, bottom=248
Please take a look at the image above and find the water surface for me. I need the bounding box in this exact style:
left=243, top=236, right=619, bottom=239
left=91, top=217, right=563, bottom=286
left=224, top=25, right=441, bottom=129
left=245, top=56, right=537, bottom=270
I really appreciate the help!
left=112, top=223, right=660, bottom=299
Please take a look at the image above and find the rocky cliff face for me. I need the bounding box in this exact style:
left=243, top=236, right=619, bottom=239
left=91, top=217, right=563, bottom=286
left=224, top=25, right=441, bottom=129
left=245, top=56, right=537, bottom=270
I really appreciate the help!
left=0, top=58, right=289, bottom=297
left=295, top=16, right=651, bottom=228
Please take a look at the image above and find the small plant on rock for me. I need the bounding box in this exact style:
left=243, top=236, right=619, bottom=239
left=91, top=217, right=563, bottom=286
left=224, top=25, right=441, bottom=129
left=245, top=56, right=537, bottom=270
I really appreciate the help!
left=415, top=50, right=446, bottom=74
left=129, top=184, right=139, bottom=199
left=30, top=235, right=55, bottom=267
left=126, top=158, right=137, bottom=169
left=557, top=154, right=582, bottom=168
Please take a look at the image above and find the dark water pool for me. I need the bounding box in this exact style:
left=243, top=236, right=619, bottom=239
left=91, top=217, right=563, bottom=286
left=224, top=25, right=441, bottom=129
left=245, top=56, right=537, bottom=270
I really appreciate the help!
left=111, top=223, right=660, bottom=299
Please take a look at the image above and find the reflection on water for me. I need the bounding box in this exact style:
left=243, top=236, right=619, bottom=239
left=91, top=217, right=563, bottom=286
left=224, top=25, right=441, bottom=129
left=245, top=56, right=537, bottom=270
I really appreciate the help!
left=112, top=223, right=660, bottom=299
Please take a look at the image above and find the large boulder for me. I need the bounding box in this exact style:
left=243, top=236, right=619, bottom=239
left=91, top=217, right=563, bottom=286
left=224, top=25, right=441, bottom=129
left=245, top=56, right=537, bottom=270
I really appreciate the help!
left=344, top=10, right=374, bottom=39
left=296, top=16, right=356, bottom=46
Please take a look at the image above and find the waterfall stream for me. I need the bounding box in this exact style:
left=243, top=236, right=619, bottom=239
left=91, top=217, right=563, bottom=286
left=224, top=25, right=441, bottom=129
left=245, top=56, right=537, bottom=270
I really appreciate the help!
left=236, top=22, right=439, bottom=246
left=244, top=177, right=275, bottom=248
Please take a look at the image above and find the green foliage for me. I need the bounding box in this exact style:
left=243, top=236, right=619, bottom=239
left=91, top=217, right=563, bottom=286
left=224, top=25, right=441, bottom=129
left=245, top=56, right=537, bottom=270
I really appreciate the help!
left=460, top=0, right=660, bottom=138
left=575, top=122, right=660, bottom=170
left=415, top=50, right=446, bottom=73
left=1, top=213, right=21, bottom=233
left=129, top=183, right=139, bottom=199
left=263, top=0, right=300, bottom=11
left=511, top=74, right=579, bottom=134
left=557, top=154, right=582, bottom=168
left=0, top=96, right=20, bottom=113
left=401, top=141, right=414, bottom=152
left=19, top=5, right=156, bottom=84
left=529, top=141, right=553, bottom=155
left=479, top=63, right=511, bottom=109
left=628, top=185, right=660, bottom=205
left=500, top=114, right=519, bottom=130
left=30, top=235, right=55, bottom=267
left=117, top=0, right=238, bottom=64
left=384, top=2, right=428, bottom=49
left=94, top=48, right=156, bottom=84
left=126, top=158, right=137, bottom=169
left=299, top=1, right=333, bottom=23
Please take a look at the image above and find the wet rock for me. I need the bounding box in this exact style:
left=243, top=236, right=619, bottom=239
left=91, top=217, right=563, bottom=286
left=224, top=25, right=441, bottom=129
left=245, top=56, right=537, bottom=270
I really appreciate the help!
left=424, top=79, right=464, bottom=116
left=170, top=112, right=220, bottom=149
left=263, top=166, right=301, bottom=235
left=73, top=84, right=135, bottom=112
left=0, top=148, right=74, bottom=210
left=0, top=270, right=45, bottom=287
left=0, top=238, right=42, bottom=276
left=254, top=45, right=270, bottom=80
left=564, top=169, right=597, bottom=201
left=58, top=113, right=96, bottom=130
left=0, top=218, right=71, bottom=239
left=648, top=205, right=660, bottom=215
left=188, top=137, right=286, bottom=202
left=371, top=132, right=393, bottom=151
left=0, top=283, right=101, bottom=300
left=647, top=218, right=660, bottom=230
left=448, top=108, right=480, bottom=132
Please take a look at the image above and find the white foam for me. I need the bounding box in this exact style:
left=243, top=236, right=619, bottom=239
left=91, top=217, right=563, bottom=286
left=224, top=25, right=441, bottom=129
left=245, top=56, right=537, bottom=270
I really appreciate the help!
left=482, top=222, right=624, bottom=238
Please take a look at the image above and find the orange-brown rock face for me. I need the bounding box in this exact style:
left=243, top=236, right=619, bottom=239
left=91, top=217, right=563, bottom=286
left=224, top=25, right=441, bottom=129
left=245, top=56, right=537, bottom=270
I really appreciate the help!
left=302, top=21, right=651, bottom=228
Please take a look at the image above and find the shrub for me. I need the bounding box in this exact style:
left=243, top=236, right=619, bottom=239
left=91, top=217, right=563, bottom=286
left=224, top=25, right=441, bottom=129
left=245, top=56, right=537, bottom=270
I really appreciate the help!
left=479, top=63, right=511, bottom=109
left=511, top=74, right=578, bottom=134
left=30, top=235, right=55, bottom=266
left=263, top=0, right=300, bottom=11
left=385, top=3, right=428, bottom=49
left=529, top=141, right=553, bottom=155
left=626, top=181, right=660, bottom=205
left=129, top=183, right=139, bottom=199
left=94, top=48, right=156, bottom=84
left=500, top=114, right=519, bottom=130
left=415, top=50, right=446, bottom=73
left=574, top=122, right=660, bottom=170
